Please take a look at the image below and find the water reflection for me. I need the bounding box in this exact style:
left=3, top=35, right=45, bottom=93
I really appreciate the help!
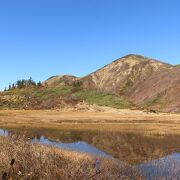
left=138, top=153, right=180, bottom=179
left=33, top=136, right=109, bottom=157
left=1, top=128, right=180, bottom=178
left=0, top=129, right=8, bottom=136
left=1, top=128, right=180, bottom=164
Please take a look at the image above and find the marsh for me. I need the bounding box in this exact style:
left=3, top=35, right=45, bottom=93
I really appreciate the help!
left=1, top=127, right=180, bottom=179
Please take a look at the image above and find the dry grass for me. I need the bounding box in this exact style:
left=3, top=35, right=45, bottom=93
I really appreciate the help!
left=0, top=110, right=180, bottom=135
left=0, top=135, right=143, bottom=180
left=0, top=109, right=180, bottom=179
left=2, top=128, right=180, bottom=166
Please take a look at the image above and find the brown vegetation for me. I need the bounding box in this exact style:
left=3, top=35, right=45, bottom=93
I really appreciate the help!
left=0, top=135, right=142, bottom=180
left=5, top=128, right=180, bottom=165
left=0, top=110, right=180, bottom=135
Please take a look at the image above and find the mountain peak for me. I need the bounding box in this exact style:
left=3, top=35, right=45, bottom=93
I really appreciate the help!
left=82, top=54, right=172, bottom=93
left=119, top=54, right=172, bottom=67
left=122, top=54, right=147, bottom=59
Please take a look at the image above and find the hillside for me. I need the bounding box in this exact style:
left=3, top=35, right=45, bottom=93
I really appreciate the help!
left=129, top=66, right=180, bottom=112
left=44, top=75, right=78, bottom=87
left=0, top=84, right=132, bottom=110
left=81, top=54, right=180, bottom=113
left=82, top=54, right=172, bottom=92
left=0, top=54, right=179, bottom=113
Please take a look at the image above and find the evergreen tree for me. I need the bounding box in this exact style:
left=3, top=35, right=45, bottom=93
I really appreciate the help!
left=8, top=77, right=39, bottom=90
left=37, top=81, right=42, bottom=87
left=8, top=84, right=12, bottom=90
left=28, top=77, right=36, bottom=86
left=16, top=80, right=25, bottom=88
left=12, top=83, right=16, bottom=89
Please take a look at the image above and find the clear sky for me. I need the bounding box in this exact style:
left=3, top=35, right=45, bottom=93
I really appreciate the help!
left=0, top=0, right=180, bottom=90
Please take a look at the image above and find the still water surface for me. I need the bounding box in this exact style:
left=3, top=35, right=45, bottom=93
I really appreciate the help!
left=1, top=128, right=180, bottom=179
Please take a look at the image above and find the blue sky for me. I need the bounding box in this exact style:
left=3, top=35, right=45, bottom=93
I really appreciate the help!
left=0, top=0, right=180, bottom=90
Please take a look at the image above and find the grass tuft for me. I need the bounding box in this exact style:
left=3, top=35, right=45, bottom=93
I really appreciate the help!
left=0, top=135, right=142, bottom=180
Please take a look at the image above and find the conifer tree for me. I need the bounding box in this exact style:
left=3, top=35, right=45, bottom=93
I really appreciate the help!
left=37, top=81, right=42, bottom=87
left=8, top=84, right=12, bottom=90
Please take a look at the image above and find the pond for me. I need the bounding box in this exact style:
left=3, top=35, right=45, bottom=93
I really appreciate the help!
left=1, top=128, right=180, bottom=179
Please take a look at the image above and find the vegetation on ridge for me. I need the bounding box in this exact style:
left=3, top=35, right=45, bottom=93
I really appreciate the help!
left=4, top=77, right=42, bottom=91
left=0, top=78, right=132, bottom=110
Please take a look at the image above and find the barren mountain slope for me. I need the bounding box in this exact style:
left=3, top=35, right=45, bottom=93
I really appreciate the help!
left=129, top=66, right=180, bottom=112
left=81, top=54, right=171, bottom=93
left=81, top=54, right=180, bottom=112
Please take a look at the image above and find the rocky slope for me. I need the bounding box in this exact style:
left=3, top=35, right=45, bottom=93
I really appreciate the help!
left=81, top=54, right=172, bottom=92
left=78, top=54, right=179, bottom=112
left=129, top=66, right=180, bottom=112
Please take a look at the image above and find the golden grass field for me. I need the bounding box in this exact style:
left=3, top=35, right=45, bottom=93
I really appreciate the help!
left=0, top=109, right=180, bottom=135
left=1, top=109, right=180, bottom=179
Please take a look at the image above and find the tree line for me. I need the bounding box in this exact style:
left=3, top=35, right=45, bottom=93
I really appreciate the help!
left=4, top=77, right=42, bottom=91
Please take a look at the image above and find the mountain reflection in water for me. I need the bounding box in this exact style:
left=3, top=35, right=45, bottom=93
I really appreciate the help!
left=1, top=127, right=180, bottom=178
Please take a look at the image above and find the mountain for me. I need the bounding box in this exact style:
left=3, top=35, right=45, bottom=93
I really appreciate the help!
left=129, top=66, right=180, bottom=112
left=0, top=54, right=180, bottom=113
left=81, top=54, right=171, bottom=92
left=81, top=54, right=180, bottom=112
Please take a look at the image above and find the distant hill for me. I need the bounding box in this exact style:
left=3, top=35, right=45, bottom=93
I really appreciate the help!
left=1, top=54, right=180, bottom=113
left=44, top=75, right=78, bottom=87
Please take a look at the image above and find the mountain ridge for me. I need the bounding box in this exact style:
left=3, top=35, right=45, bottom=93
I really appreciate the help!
left=46, top=54, right=179, bottom=113
left=1, top=54, right=180, bottom=113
